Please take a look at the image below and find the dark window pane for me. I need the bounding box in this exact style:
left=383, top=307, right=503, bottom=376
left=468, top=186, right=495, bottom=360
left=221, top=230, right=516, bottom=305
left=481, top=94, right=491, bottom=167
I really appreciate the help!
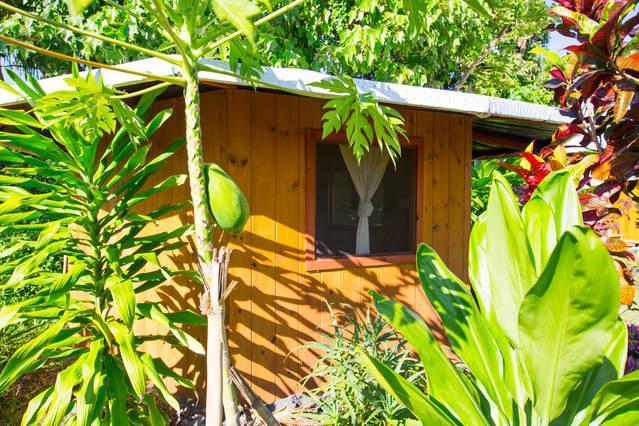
left=315, top=143, right=417, bottom=258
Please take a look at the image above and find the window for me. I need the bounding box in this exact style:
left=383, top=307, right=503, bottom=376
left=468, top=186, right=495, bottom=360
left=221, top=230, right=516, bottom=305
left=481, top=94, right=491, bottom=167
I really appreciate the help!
left=305, top=130, right=423, bottom=271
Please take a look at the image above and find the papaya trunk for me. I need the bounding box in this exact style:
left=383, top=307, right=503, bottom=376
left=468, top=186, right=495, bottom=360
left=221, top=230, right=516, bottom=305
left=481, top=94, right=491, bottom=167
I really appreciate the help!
left=221, top=304, right=240, bottom=426
left=207, top=307, right=224, bottom=426
left=183, top=62, right=226, bottom=425
left=183, top=62, right=215, bottom=266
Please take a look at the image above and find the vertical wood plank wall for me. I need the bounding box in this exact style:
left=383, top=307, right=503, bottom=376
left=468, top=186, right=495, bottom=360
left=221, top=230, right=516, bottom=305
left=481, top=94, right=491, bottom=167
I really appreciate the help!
left=142, top=88, right=473, bottom=403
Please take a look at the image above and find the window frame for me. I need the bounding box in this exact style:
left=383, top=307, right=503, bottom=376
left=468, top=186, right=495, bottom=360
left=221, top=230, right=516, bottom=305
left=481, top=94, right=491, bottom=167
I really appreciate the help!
left=305, top=129, right=424, bottom=272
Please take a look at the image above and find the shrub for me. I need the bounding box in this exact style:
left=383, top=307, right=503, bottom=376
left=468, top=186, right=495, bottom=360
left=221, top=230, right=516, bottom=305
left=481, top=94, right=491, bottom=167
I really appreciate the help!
left=299, top=304, right=425, bottom=425
left=0, top=73, right=202, bottom=424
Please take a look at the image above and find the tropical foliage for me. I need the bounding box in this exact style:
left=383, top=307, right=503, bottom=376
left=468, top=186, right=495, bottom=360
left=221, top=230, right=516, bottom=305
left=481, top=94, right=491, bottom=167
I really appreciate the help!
left=0, top=1, right=418, bottom=422
left=0, top=0, right=163, bottom=78
left=361, top=170, right=639, bottom=425
left=254, top=0, right=553, bottom=102
left=545, top=0, right=639, bottom=203
left=471, top=159, right=522, bottom=224
left=0, top=1, right=554, bottom=103
left=296, top=304, right=425, bottom=425
left=0, top=74, right=202, bottom=424
left=498, top=143, right=638, bottom=298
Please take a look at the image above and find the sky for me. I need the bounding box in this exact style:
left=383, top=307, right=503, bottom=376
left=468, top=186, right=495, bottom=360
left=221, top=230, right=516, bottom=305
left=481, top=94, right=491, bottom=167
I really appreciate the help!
left=545, top=0, right=572, bottom=54
left=548, top=32, right=573, bottom=53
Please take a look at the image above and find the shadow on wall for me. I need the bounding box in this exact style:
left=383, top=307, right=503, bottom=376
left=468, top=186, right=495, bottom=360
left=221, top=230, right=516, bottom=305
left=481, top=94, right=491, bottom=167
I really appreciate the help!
left=150, top=214, right=443, bottom=402
left=132, top=89, right=451, bottom=403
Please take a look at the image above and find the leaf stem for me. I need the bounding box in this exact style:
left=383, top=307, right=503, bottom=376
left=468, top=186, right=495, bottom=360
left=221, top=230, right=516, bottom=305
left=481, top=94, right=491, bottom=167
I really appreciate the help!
left=114, top=82, right=173, bottom=99
left=147, top=0, right=191, bottom=61
left=0, top=1, right=180, bottom=66
left=0, top=34, right=184, bottom=86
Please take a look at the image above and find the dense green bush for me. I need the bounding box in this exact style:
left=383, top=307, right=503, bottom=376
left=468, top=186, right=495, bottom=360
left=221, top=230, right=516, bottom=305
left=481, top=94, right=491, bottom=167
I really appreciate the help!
left=471, top=158, right=521, bottom=225
left=298, top=304, right=425, bottom=425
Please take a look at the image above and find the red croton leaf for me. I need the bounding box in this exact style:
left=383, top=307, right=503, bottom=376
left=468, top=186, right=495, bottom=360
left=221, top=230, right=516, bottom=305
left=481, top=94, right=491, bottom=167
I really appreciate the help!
left=595, top=179, right=624, bottom=202
left=576, top=71, right=608, bottom=99
left=617, top=52, right=639, bottom=72
left=553, top=123, right=585, bottom=143
left=556, top=0, right=576, bottom=10
left=566, top=43, right=608, bottom=61
left=620, top=14, right=639, bottom=38
left=549, top=66, right=567, bottom=82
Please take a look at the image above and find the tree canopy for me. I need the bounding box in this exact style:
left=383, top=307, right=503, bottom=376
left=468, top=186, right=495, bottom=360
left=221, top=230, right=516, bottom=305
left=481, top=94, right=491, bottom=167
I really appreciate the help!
left=213, top=0, right=554, bottom=103
left=0, top=0, right=162, bottom=78
left=0, top=0, right=553, bottom=104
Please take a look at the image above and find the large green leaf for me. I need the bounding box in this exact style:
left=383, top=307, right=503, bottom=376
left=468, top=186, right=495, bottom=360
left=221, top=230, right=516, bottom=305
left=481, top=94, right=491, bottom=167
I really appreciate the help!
left=359, top=349, right=458, bottom=425
left=518, top=226, right=621, bottom=422
left=481, top=173, right=536, bottom=344
left=137, top=303, right=205, bottom=355
left=468, top=213, right=492, bottom=316
left=522, top=197, right=557, bottom=274
left=108, top=277, right=136, bottom=328
left=109, top=321, right=146, bottom=398
left=416, top=243, right=512, bottom=419
left=523, top=171, right=582, bottom=273
left=48, top=261, right=86, bottom=300
left=140, top=353, right=180, bottom=412
left=578, top=369, right=639, bottom=424
left=42, top=356, right=84, bottom=426
left=104, top=356, right=129, bottom=426
left=76, top=339, right=106, bottom=426
left=0, top=315, right=70, bottom=393
left=370, top=291, right=489, bottom=425
left=557, top=320, right=628, bottom=425
left=21, top=386, right=54, bottom=426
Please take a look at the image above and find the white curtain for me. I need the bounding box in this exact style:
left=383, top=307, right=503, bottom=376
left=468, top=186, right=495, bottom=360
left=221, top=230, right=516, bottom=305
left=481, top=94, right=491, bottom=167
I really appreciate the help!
left=339, top=145, right=390, bottom=255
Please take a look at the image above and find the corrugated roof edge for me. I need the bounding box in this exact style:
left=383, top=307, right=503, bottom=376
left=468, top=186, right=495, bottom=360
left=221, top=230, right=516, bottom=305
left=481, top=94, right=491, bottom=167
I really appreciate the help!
left=0, top=57, right=573, bottom=125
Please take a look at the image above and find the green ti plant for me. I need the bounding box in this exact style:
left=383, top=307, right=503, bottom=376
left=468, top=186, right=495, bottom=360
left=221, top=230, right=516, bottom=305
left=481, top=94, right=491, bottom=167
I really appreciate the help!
left=0, top=72, right=203, bottom=424
left=360, top=169, right=639, bottom=425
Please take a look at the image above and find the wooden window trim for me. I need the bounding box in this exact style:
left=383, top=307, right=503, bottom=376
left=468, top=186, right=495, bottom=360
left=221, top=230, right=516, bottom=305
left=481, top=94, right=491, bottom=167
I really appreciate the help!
left=305, top=129, right=424, bottom=272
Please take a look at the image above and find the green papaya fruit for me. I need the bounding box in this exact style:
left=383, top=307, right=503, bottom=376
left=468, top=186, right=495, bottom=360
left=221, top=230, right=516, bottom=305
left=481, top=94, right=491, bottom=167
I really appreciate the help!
left=205, top=163, right=250, bottom=235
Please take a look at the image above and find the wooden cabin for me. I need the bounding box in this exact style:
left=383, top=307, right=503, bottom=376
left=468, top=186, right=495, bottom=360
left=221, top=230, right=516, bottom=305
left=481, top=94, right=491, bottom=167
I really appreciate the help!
left=0, top=59, right=571, bottom=403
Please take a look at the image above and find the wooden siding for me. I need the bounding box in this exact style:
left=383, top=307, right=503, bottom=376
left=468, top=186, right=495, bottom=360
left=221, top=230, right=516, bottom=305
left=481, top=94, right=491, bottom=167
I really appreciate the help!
left=140, top=88, right=473, bottom=403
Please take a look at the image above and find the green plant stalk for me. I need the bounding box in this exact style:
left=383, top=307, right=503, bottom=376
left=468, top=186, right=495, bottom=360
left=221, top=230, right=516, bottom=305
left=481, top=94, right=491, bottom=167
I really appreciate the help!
left=207, top=305, right=224, bottom=426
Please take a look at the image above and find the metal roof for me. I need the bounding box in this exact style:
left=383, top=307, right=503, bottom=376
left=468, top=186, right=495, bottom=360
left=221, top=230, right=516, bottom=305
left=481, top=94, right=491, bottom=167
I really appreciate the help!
left=0, top=57, right=572, bottom=144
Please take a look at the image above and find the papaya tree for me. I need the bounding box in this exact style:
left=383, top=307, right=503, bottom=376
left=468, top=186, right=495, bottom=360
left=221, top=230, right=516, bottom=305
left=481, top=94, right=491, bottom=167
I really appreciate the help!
left=0, top=0, right=495, bottom=424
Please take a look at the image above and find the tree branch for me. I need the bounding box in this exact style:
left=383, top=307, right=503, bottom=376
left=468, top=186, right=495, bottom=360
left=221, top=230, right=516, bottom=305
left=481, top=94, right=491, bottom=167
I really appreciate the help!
left=454, top=26, right=509, bottom=92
